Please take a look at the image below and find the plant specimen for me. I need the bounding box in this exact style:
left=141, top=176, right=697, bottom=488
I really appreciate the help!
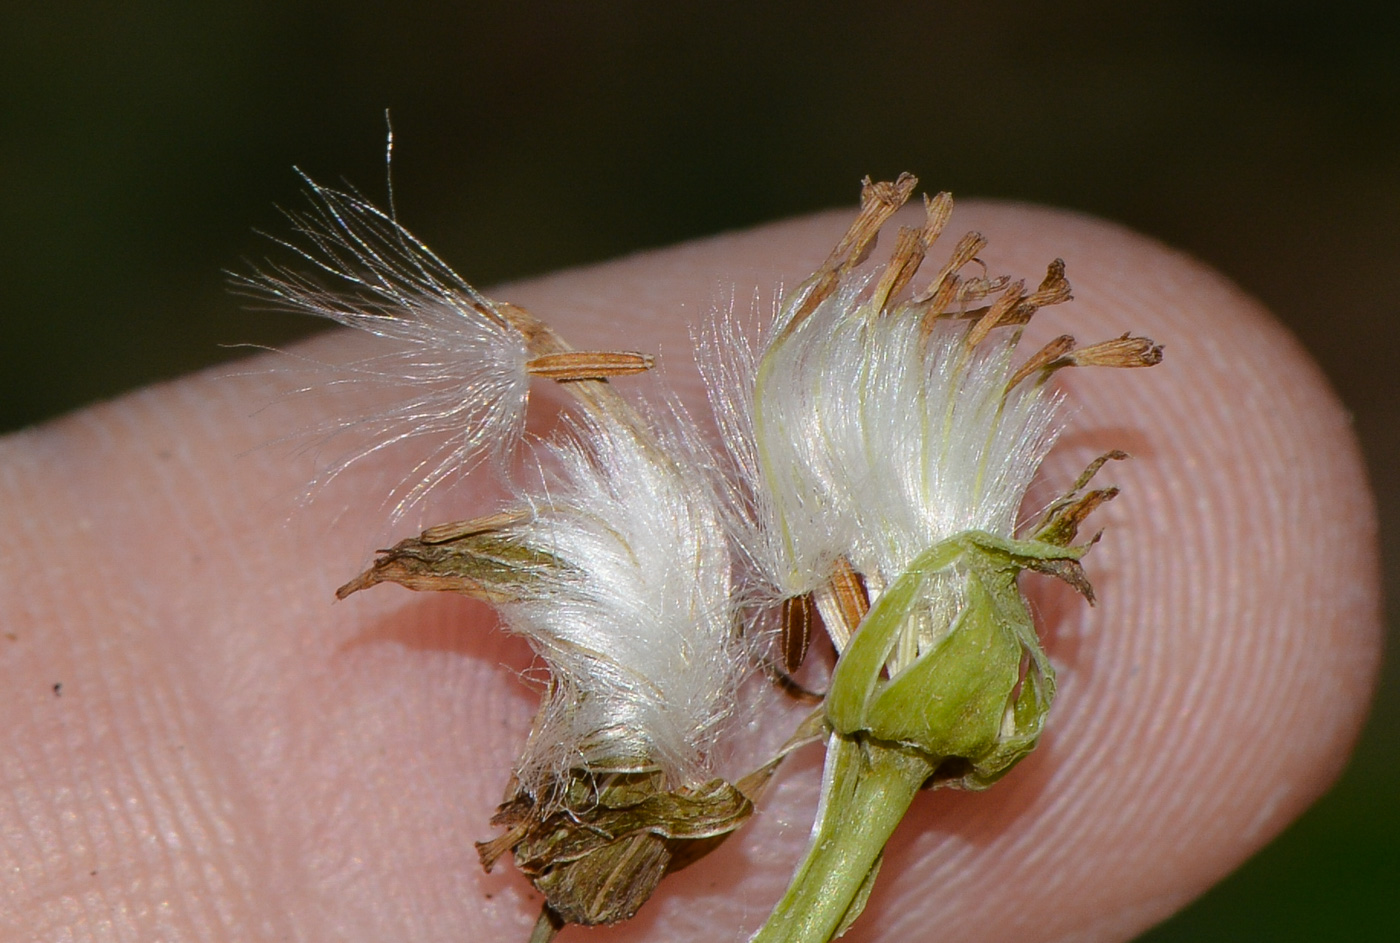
left=242, top=170, right=1159, bottom=943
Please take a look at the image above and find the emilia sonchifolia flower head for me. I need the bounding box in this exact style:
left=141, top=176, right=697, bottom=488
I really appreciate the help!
left=241, top=176, right=779, bottom=941
left=703, top=176, right=1161, bottom=943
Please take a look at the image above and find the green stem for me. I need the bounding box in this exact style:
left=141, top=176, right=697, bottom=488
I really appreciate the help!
left=527, top=906, right=562, bottom=943
left=751, top=735, right=937, bottom=943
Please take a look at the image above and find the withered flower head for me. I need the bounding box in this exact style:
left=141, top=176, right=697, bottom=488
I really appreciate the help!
left=247, top=178, right=762, bottom=941
left=699, top=178, right=1161, bottom=943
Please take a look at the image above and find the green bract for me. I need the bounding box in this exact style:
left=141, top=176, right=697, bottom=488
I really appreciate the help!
left=752, top=525, right=1100, bottom=943
left=827, top=531, right=1075, bottom=786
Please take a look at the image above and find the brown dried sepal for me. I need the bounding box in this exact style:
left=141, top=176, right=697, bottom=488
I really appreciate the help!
left=1030, top=451, right=1130, bottom=550
left=961, top=257, right=1073, bottom=348
left=334, top=511, right=564, bottom=602
left=1009, top=328, right=1161, bottom=393
left=1002, top=258, right=1073, bottom=327
left=920, top=191, right=955, bottom=247
left=1007, top=334, right=1077, bottom=392
left=526, top=350, right=655, bottom=382
left=1021, top=554, right=1099, bottom=604
left=917, top=273, right=962, bottom=331
left=965, top=279, right=1028, bottom=349
left=870, top=225, right=929, bottom=313
left=923, top=254, right=1073, bottom=345
left=833, top=174, right=920, bottom=273
left=955, top=272, right=1014, bottom=308
left=417, top=509, right=531, bottom=543
left=478, top=768, right=753, bottom=928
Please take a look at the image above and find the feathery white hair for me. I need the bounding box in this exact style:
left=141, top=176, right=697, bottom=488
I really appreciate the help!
left=235, top=174, right=531, bottom=517
left=704, top=274, right=1061, bottom=626
left=494, top=410, right=742, bottom=798
left=244, top=175, right=744, bottom=799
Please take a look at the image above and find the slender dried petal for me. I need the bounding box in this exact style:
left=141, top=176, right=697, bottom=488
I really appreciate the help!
left=1052, top=332, right=1164, bottom=369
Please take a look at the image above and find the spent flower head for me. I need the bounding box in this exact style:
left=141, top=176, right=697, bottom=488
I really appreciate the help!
left=245, top=175, right=764, bottom=940
left=700, top=176, right=1161, bottom=943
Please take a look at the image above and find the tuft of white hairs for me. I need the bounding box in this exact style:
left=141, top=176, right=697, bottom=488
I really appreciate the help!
left=702, top=271, right=1062, bottom=648
left=233, top=174, right=531, bottom=519
left=491, top=408, right=742, bottom=801
left=242, top=173, right=747, bottom=804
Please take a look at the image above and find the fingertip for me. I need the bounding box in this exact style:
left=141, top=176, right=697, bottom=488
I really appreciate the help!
left=15, top=194, right=1374, bottom=942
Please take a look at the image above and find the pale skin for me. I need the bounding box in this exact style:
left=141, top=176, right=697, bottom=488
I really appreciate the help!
left=0, top=201, right=1381, bottom=942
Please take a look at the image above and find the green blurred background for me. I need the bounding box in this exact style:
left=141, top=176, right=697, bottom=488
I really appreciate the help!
left=2, top=1, right=1395, bottom=937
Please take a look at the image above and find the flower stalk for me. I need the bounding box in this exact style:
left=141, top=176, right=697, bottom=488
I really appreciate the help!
left=753, top=522, right=1099, bottom=943
left=754, top=735, right=933, bottom=943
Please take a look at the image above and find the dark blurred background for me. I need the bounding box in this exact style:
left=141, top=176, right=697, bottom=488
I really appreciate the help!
left=2, top=1, right=1395, bottom=937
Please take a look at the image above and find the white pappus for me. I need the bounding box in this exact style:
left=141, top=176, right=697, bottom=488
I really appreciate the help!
left=235, top=174, right=533, bottom=519
left=245, top=171, right=761, bottom=937
left=490, top=408, right=743, bottom=799
left=705, top=265, right=1063, bottom=657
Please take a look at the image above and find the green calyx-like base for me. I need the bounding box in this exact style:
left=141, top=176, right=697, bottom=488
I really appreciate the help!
left=827, top=530, right=1077, bottom=789
left=755, top=526, right=1098, bottom=943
